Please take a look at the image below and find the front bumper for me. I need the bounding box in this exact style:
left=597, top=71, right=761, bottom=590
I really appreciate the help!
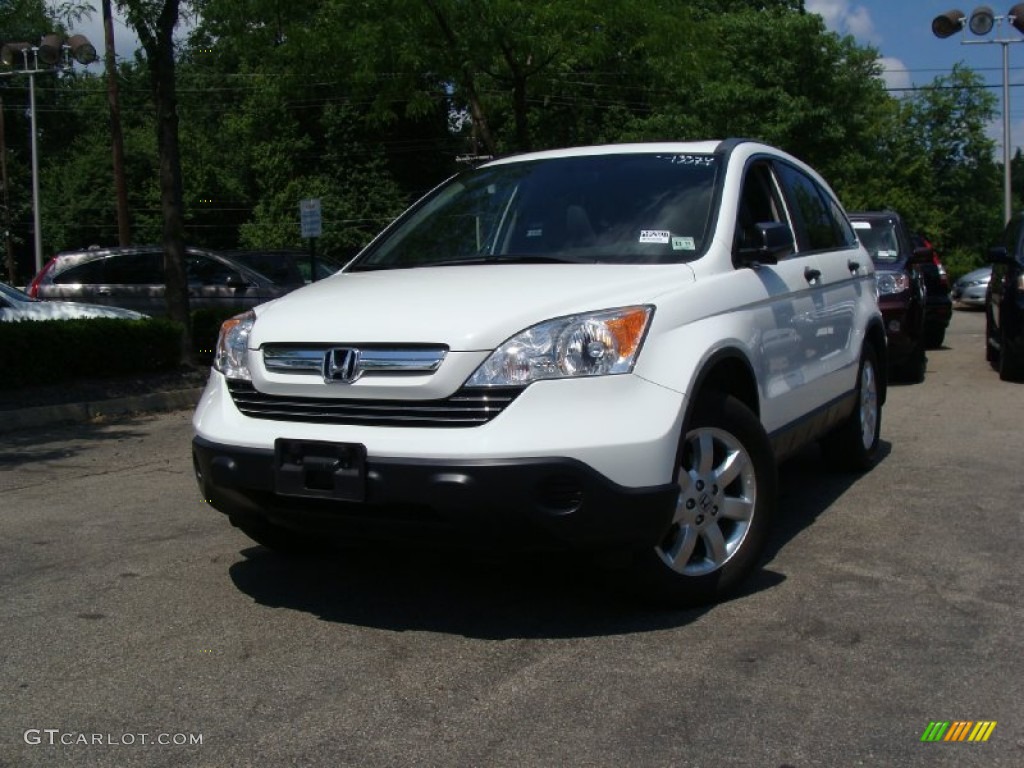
left=952, top=287, right=987, bottom=307
left=878, top=297, right=921, bottom=365
left=192, top=437, right=679, bottom=549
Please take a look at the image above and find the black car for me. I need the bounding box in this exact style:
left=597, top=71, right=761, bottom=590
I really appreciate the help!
left=986, top=214, right=1024, bottom=381
left=910, top=233, right=953, bottom=348
left=850, top=211, right=933, bottom=382
left=26, top=246, right=297, bottom=317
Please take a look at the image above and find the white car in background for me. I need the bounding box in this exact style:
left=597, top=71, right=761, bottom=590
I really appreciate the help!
left=193, top=139, right=886, bottom=606
left=0, top=280, right=146, bottom=322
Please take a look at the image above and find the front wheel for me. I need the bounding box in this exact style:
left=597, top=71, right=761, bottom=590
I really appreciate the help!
left=986, top=312, right=998, bottom=365
left=631, top=394, right=776, bottom=608
left=821, top=344, right=882, bottom=471
left=998, top=329, right=1024, bottom=381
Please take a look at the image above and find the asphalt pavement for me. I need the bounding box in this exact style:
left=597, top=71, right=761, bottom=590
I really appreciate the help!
left=1, top=309, right=1021, bottom=768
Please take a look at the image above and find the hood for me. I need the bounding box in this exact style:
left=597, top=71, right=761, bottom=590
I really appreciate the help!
left=250, top=263, right=695, bottom=350
left=2, top=300, right=147, bottom=321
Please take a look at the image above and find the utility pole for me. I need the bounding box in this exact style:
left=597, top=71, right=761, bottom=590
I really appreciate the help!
left=0, top=95, right=16, bottom=284
left=103, top=0, right=132, bottom=245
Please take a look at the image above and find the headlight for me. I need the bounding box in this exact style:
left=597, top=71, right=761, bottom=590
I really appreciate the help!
left=214, top=310, right=255, bottom=380
left=876, top=272, right=910, bottom=295
left=466, top=306, right=653, bottom=387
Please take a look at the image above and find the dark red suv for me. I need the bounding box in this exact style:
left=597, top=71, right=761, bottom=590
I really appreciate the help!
left=850, top=212, right=936, bottom=382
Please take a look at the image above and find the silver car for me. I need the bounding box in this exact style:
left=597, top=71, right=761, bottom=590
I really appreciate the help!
left=1, top=281, right=146, bottom=322
left=26, top=246, right=292, bottom=317
left=951, top=265, right=991, bottom=309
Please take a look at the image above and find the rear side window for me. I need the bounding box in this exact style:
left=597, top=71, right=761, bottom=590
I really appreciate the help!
left=103, top=252, right=164, bottom=284
left=188, top=254, right=237, bottom=284
left=775, top=163, right=853, bottom=252
left=53, top=258, right=107, bottom=284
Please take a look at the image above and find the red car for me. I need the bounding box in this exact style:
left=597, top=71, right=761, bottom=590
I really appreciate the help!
left=850, top=212, right=934, bottom=382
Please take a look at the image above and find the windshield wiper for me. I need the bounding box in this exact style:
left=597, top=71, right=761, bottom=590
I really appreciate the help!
left=423, top=254, right=595, bottom=267
left=347, top=254, right=596, bottom=272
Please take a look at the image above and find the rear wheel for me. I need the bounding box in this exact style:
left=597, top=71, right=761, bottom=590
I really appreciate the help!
left=924, top=325, right=946, bottom=350
left=821, top=345, right=882, bottom=471
left=631, top=394, right=776, bottom=608
left=895, top=343, right=926, bottom=384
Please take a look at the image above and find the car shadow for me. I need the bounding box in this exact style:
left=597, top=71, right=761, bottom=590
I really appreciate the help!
left=765, top=440, right=893, bottom=565
left=226, top=441, right=890, bottom=639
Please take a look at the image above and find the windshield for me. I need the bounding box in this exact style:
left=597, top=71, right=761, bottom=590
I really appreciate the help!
left=0, top=282, right=32, bottom=302
left=352, top=153, right=721, bottom=269
left=851, top=218, right=904, bottom=264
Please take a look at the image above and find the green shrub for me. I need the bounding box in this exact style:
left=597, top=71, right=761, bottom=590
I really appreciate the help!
left=941, top=247, right=987, bottom=285
left=0, top=318, right=181, bottom=390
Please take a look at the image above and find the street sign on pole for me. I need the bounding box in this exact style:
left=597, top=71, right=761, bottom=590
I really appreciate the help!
left=299, top=198, right=322, bottom=239
left=299, top=198, right=322, bottom=281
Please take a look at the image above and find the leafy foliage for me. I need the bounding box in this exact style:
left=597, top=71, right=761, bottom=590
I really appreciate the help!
left=0, top=0, right=1009, bottom=278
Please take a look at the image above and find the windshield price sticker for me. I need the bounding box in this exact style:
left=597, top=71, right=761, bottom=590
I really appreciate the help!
left=639, top=230, right=671, bottom=244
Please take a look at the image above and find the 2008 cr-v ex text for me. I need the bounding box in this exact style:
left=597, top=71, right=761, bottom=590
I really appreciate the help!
left=192, top=140, right=887, bottom=607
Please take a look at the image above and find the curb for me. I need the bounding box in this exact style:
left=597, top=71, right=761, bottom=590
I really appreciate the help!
left=0, top=388, right=204, bottom=434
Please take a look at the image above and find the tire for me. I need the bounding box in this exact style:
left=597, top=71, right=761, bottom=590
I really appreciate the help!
left=924, top=325, right=946, bottom=350
left=821, top=344, right=882, bottom=471
left=986, top=312, right=998, bottom=365
left=895, top=343, right=926, bottom=384
left=631, top=393, right=776, bottom=608
left=231, top=515, right=324, bottom=556
left=998, top=331, right=1024, bottom=382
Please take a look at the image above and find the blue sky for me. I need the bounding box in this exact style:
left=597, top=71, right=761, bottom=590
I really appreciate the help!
left=808, top=0, right=1024, bottom=150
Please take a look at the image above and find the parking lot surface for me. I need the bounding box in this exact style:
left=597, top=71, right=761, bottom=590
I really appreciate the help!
left=1, top=309, right=1021, bottom=767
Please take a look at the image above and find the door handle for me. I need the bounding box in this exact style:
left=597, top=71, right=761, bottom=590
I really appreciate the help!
left=804, top=267, right=822, bottom=283
left=96, top=287, right=112, bottom=296
left=848, top=260, right=860, bottom=273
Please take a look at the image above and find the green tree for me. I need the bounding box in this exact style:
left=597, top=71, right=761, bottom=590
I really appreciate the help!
left=851, top=66, right=1000, bottom=276
left=117, top=0, right=193, bottom=361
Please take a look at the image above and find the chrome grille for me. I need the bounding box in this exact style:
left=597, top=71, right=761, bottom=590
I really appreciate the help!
left=263, top=345, right=447, bottom=376
left=227, top=380, right=522, bottom=427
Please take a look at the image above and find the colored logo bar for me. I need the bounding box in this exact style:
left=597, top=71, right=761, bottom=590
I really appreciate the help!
left=921, top=721, right=997, bottom=742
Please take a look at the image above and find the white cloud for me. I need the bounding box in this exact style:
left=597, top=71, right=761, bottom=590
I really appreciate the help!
left=806, top=0, right=878, bottom=43
left=879, top=57, right=912, bottom=91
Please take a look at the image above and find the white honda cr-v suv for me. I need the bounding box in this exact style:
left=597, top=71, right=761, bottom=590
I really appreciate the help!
left=193, top=139, right=886, bottom=606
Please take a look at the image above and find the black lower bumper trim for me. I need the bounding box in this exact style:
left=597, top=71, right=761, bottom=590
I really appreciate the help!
left=192, top=436, right=678, bottom=549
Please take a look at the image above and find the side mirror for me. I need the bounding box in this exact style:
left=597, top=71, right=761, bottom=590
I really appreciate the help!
left=737, top=222, right=793, bottom=266
left=225, top=272, right=251, bottom=289
left=988, top=246, right=1013, bottom=265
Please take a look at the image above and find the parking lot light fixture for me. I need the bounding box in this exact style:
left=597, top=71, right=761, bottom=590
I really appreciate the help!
left=933, top=6, right=1024, bottom=224
left=0, top=34, right=97, bottom=273
left=933, top=9, right=966, bottom=38
left=970, top=6, right=996, bottom=34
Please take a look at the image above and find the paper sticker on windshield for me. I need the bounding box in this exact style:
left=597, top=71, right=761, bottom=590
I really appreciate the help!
left=672, top=236, right=695, bottom=251
left=852, top=221, right=872, bottom=230
left=639, top=230, right=671, bottom=244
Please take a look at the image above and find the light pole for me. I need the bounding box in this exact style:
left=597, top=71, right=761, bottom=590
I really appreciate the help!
left=0, top=35, right=97, bottom=274
left=934, top=6, right=1024, bottom=224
